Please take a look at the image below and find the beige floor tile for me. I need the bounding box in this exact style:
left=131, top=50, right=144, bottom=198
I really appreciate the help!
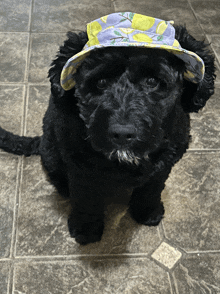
left=31, top=0, right=114, bottom=32
left=28, top=33, right=66, bottom=83
left=191, top=1, right=220, bottom=34
left=0, top=33, right=29, bottom=83
left=0, top=261, right=11, bottom=293
left=207, top=35, right=220, bottom=67
left=0, top=0, right=31, bottom=32
left=190, top=86, right=220, bottom=149
left=14, top=259, right=172, bottom=294
left=173, top=254, right=220, bottom=293
left=162, top=152, right=220, bottom=252
left=0, top=85, right=25, bottom=135
left=25, top=85, right=50, bottom=137
left=0, top=154, right=19, bottom=258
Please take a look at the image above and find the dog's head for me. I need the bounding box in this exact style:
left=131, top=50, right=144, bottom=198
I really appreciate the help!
left=49, top=27, right=215, bottom=165
left=73, top=47, right=185, bottom=164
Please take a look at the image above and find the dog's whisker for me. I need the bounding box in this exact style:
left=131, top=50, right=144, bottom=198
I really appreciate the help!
left=84, top=135, right=90, bottom=141
left=136, top=137, right=145, bottom=143
left=115, top=150, right=141, bottom=165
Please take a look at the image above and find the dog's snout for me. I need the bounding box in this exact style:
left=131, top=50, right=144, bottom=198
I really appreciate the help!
left=109, top=124, right=137, bottom=145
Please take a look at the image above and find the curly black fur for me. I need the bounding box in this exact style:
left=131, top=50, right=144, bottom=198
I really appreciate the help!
left=0, top=26, right=215, bottom=245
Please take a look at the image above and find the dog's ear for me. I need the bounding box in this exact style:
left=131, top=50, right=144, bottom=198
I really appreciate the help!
left=175, top=26, right=216, bottom=113
left=48, top=31, right=88, bottom=105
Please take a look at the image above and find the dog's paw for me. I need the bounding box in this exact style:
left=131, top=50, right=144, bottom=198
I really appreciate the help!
left=130, top=202, right=164, bottom=226
left=68, top=219, right=104, bottom=245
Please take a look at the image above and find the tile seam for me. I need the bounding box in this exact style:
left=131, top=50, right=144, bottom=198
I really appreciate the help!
left=9, top=157, right=23, bottom=260
left=13, top=253, right=152, bottom=262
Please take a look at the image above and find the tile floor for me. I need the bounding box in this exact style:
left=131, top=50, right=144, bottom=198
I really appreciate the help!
left=0, top=0, right=220, bottom=293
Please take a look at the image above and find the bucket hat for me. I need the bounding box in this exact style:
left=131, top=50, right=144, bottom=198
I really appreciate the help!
left=60, top=12, right=205, bottom=91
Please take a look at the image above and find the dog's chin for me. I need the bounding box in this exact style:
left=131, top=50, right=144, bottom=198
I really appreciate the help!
left=104, top=149, right=148, bottom=165
left=107, top=149, right=143, bottom=165
left=90, top=141, right=149, bottom=165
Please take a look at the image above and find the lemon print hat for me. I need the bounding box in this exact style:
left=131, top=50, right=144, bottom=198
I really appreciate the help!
left=60, top=12, right=205, bottom=91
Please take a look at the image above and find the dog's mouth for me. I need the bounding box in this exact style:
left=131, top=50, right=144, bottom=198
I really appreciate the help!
left=106, top=149, right=149, bottom=165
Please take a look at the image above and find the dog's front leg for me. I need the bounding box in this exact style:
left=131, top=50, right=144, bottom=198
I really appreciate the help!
left=129, top=175, right=167, bottom=226
left=67, top=177, right=105, bottom=245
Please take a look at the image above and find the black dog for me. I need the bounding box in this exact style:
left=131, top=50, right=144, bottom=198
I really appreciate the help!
left=0, top=25, right=215, bottom=245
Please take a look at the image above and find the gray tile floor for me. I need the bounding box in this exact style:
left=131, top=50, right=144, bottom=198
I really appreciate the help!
left=0, top=0, right=220, bottom=293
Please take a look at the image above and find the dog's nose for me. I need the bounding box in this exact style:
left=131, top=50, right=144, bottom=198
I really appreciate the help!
left=109, top=124, right=137, bottom=145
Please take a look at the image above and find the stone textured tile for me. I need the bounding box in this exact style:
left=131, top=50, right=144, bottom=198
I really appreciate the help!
left=0, top=261, right=11, bottom=294
left=191, top=1, right=220, bottom=34
left=0, top=154, right=19, bottom=258
left=15, top=156, right=161, bottom=256
left=114, top=0, right=203, bottom=36
left=0, top=0, right=31, bottom=32
left=0, top=33, right=29, bottom=83
left=0, top=85, right=25, bottom=135
left=14, top=259, right=172, bottom=294
left=162, top=152, right=220, bottom=252
left=152, top=242, right=182, bottom=269
left=216, top=69, right=220, bottom=83
left=173, top=254, right=220, bottom=293
left=28, top=33, right=65, bottom=83
left=207, top=35, right=220, bottom=67
left=31, top=0, right=114, bottom=32
left=25, top=85, right=50, bottom=137
left=189, top=86, right=220, bottom=150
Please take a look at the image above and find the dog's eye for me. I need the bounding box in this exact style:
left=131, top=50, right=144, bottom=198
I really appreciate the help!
left=145, top=77, right=159, bottom=89
left=97, top=79, right=107, bottom=90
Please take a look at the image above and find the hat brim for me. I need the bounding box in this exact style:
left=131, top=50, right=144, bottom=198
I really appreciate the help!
left=60, top=41, right=205, bottom=91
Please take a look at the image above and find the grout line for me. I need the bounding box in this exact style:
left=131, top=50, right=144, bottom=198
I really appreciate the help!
left=187, top=149, right=220, bottom=152
left=168, top=272, right=176, bottom=294
left=24, top=0, right=34, bottom=83
left=23, top=85, right=30, bottom=136
left=9, top=157, right=23, bottom=260
left=171, top=272, right=180, bottom=294
left=12, top=253, right=152, bottom=263
left=111, top=0, right=117, bottom=11
left=20, top=86, right=28, bottom=137
left=7, top=261, right=14, bottom=294
left=28, top=0, right=35, bottom=33
left=23, top=34, right=32, bottom=83
left=7, top=156, right=23, bottom=294
left=0, top=30, right=83, bottom=34
left=9, top=249, right=220, bottom=263
left=186, top=250, right=220, bottom=254
left=0, top=82, right=49, bottom=86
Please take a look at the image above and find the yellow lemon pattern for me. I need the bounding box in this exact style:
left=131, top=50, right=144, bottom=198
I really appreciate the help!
left=133, top=33, right=153, bottom=43
left=87, top=21, right=102, bottom=46
left=172, top=39, right=180, bottom=47
left=61, top=12, right=205, bottom=90
left=132, top=14, right=155, bottom=31
left=100, top=15, right=108, bottom=23
left=120, top=28, right=135, bottom=34
left=156, top=21, right=168, bottom=35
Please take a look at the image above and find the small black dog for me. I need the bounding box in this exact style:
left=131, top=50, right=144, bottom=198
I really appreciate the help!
left=0, top=15, right=215, bottom=245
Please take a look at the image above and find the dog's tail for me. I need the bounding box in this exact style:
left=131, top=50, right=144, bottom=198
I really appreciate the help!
left=0, top=127, right=40, bottom=156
